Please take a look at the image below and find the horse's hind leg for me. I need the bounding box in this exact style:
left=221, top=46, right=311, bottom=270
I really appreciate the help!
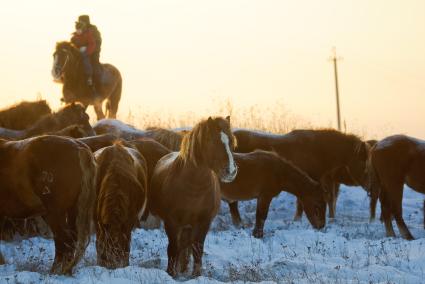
left=392, top=188, right=414, bottom=240
left=164, top=222, right=178, bottom=277
left=328, top=183, right=339, bottom=219
left=47, top=215, right=77, bottom=275
left=293, top=198, right=303, bottom=221
left=0, top=252, right=5, bottom=265
left=93, top=103, right=105, bottom=121
left=228, top=201, right=242, bottom=227
left=253, top=195, right=273, bottom=238
left=106, top=78, right=121, bottom=119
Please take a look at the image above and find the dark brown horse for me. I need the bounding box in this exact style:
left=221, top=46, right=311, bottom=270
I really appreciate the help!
left=368, top=135, right=425, bottom=240
left=149, top=116, right=237, bottom=277
left=49, top=124, right=89, bottom=138
left=78, top=133, right=119, bottom=152
left=0, top=103, right=95, bottom=140
left=0, top=136, right=96, bottom=274
left=233, top=128, right=370, bottom=220
left=52, top=41, right=122, bottom=120
left=93, top=119, right=184, bottom=150
left=222, top=150, right=326, bottom=238
left=94, top=143, right=147, bottom=268
left=325, top=139, right=378, bottom=219
left=0, top=100, right=51, bottom=130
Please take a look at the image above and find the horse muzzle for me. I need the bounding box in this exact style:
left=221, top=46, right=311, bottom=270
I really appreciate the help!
left=220, top=165, right=238, bottom=183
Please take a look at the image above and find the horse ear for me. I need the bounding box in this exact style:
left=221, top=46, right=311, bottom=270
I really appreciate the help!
left=207, top=116, right=214, bottom=126
left=226, top=116, right=231, bottom=123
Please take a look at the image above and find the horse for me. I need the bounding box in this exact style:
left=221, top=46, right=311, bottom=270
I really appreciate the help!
left=325, top=139, right=378, bottom=219
left=149, top=116, right=237, bottom=277
left=0, top=103, right=95, bottom=140
left=0, top=135, right=96, bottom=275
left=52, top=41, right=122, bottom=120
left=94, top=143, right=147, bottom=268
left=221, top=150, right=326, bottom=238
left=78, top=133, right=119, bottom=152
left=0, top=100, right=51, bottom=130
left=368, top=135, right=425, bottom=240
left=49, top=124, right=89, bottom=138
left=93, top=119, right=184, bottom=150
left=233, top=128, right=370, bottom=220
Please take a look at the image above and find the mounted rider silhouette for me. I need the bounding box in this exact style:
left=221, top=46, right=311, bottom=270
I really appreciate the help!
left=71, top=15, right=102, bottom=98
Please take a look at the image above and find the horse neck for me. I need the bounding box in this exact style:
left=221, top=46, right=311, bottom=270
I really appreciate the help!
left=63, top=53, right=85, bottom=87
left=273, top=158, right=315, bottom=197
left=24, top=114, right=59, bottom=137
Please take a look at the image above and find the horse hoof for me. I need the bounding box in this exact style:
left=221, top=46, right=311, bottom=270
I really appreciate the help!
left=252, top=229, right=263, bottom=239
left=293, top=216, right=302, bottom=222
left=166, top=268, right=177, bottom=278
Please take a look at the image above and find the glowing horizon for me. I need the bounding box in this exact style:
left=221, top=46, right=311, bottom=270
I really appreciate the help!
left=0, top=0, right=424, bottom=138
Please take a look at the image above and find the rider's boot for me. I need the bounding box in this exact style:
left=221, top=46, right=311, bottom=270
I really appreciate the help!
left=87, top=76, right=99, bottom=99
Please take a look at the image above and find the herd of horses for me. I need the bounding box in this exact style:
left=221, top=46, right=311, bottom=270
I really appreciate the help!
left=0, top=100, right=424, bottom=278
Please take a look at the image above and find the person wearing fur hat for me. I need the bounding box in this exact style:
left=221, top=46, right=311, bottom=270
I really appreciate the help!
left=71, top=15, right=102, bottom=98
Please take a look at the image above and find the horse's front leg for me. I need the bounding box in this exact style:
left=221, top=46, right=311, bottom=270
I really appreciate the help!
left=253, top=195, right=273, bottom=238
left=293, top=198, right=303, bottom=221
left=228, top=201, right=242, bottom=227
left=93, top=103, right=105, bottom=121
left=0, top=252, right=5, bottom=265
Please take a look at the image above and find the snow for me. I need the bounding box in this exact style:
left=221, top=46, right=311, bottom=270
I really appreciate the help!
left=1, top=185, right=425, bottom=283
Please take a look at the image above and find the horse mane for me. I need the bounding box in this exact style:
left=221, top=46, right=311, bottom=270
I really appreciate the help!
left=97, top=144, right=144, bottom=225
left=0, top=100, right=51, bottom=130
left=145, top=127, right=184, bottom=151
left=55, top=41, right=78, bottom=53
left=179, top=119, right=210, bottom=167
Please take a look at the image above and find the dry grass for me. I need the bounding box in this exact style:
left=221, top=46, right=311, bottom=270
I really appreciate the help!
left=122, top=98, right=312, bottom=134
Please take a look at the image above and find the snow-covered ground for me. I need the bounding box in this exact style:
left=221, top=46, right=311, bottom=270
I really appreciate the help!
left=1, top=185, right=424, bottom=284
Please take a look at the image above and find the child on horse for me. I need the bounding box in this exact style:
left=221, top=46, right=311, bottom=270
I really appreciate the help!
left=71, top=15, right=102, bottom=98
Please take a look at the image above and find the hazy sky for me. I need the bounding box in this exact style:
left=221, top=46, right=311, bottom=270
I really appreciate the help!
left=0, top=0, right=424, bottom=138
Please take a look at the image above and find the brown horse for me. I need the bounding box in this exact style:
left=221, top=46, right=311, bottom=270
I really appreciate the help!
left=78, top=133, right=119, bottom=152
left=149, top=116, right=237, bottom=277
left=368, top=135, right=425, bottom=240
left=94, top=143, right=147, bottom=268
left=233, top=128, right=370, bottom=220
left=0, top=103, right=95, bottom=140
left=0, top=100, right=51, bottom=130
left=50, top=124, right=89, bottom=138
left=222, top=150, right=326, bottom=238
left=0, top=135, right=96, bottom=274
left=93, top=119, right=184, bottom=150
left=52, top=41, right=122, bottom=120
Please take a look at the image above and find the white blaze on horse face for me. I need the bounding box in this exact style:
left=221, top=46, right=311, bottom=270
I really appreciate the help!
left=51, top=54, right=60, bottom=79
left=220, top=131, right=237, bottom=183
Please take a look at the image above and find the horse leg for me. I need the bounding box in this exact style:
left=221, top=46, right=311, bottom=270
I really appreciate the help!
left=392, top=189, right=414, bottom=240
left=176, top=225, right=192, bottom=274
left=93, top=103, right=105, bottom=121
left=106, top=79, right=122, bottom=119
left=0, top=252, right=5, bottom=265
left=423, top=200, right=425, bottom=229
left=191, top=222, right=210, bottom=277
left=369, top=195, right=378, bottom=222
left=328, top=183, right=339, bottom=219
left=253, top=195, right=273, bottom=238
left=164, top=222, right=178, bottom=277
left=47, top=215, right=76, bottom=275
left=293, top=198, right=303, bottom=221
left=228, top=201, right=242, bottom=227
left=178, top=247, right=191, bottom=274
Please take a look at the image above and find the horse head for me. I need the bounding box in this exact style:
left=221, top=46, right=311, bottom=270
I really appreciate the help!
left=55, top=103, right=95, bottom=136
left=182, top=116, right=238, bottom=183
left=52, top=41, right=79, bottom=82
left=299, top=181, right=327, bottom=229
left=345, top=140, right=371, bottom=188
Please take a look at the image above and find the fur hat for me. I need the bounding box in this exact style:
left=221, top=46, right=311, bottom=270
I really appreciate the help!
left=77, top=15, right=91, bottom=25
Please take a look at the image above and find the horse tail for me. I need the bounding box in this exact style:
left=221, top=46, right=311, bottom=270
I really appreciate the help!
left=105, top=73, right=122, bottom=119
left=68, top=147, right=97, bottom=270
left=365, top=148, right=381, bottom=221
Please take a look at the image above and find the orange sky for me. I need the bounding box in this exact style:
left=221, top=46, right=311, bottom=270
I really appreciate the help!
left=0, top=0, right=424, bottom=138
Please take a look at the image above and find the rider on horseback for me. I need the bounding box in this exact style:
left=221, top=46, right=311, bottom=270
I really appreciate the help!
left=71, top=15, right=102, bottom=98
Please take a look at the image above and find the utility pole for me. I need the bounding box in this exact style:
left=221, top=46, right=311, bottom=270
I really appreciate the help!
left=329, top=47, right=343, bottom=131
